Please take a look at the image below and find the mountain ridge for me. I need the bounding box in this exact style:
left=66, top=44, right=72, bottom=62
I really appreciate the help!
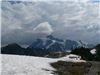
left=1, top=35, right=95, bottom=57
left=28, top=35, right=94, bottom=52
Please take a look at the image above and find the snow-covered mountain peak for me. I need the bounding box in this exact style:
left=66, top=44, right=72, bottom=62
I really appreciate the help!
left=28, top=35, right=94, bottom=53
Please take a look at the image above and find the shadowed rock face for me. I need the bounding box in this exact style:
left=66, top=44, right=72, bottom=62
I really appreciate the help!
left=65, top=40, right=79, bottom=50
left=50, top=61, right=100, bottom=75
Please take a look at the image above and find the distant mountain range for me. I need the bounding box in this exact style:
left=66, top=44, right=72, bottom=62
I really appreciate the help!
left=1, top=35, right=94, bottom=56
left=28, top=35, right=94, bottom=51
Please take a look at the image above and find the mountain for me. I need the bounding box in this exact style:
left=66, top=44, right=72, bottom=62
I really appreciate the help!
left=1, top=35, right=94, bottom=57
left=1, top=43, right=26, bottom=55
left=1, top=43, right=49, bottom=56
left=28, top=35, right=93, bottom=53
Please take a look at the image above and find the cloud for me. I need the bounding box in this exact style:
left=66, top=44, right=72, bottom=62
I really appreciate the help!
left=33, top=22, right=53, bottom=35
left=1, top=0, right=100, bottom=45
left=91, top=0, right=100, bottom=3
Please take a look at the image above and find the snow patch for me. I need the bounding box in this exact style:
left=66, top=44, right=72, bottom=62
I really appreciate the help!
left=90, top=49, right=96, bottom=54
left=59, top=54, right=86, bottom=62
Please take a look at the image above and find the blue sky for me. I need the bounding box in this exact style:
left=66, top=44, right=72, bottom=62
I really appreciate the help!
left=1, top=0, right=100, bottom=46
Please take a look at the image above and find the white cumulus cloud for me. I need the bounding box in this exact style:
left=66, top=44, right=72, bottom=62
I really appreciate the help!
left=33, top=22, right=53, bottom=35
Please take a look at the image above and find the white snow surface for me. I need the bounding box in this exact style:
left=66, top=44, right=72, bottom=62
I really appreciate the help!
left=1, top=54, right=56, bottom=75
left=59, top=54, right=86, bottom=62
left=1, top=54, right=86, bottom=75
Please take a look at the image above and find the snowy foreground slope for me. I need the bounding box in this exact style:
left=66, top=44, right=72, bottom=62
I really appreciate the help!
left=1, top=54, right=86, bottom=75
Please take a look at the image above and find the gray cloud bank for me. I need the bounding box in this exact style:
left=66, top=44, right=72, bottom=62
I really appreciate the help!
left=1, top=0, right=100, bottom=46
